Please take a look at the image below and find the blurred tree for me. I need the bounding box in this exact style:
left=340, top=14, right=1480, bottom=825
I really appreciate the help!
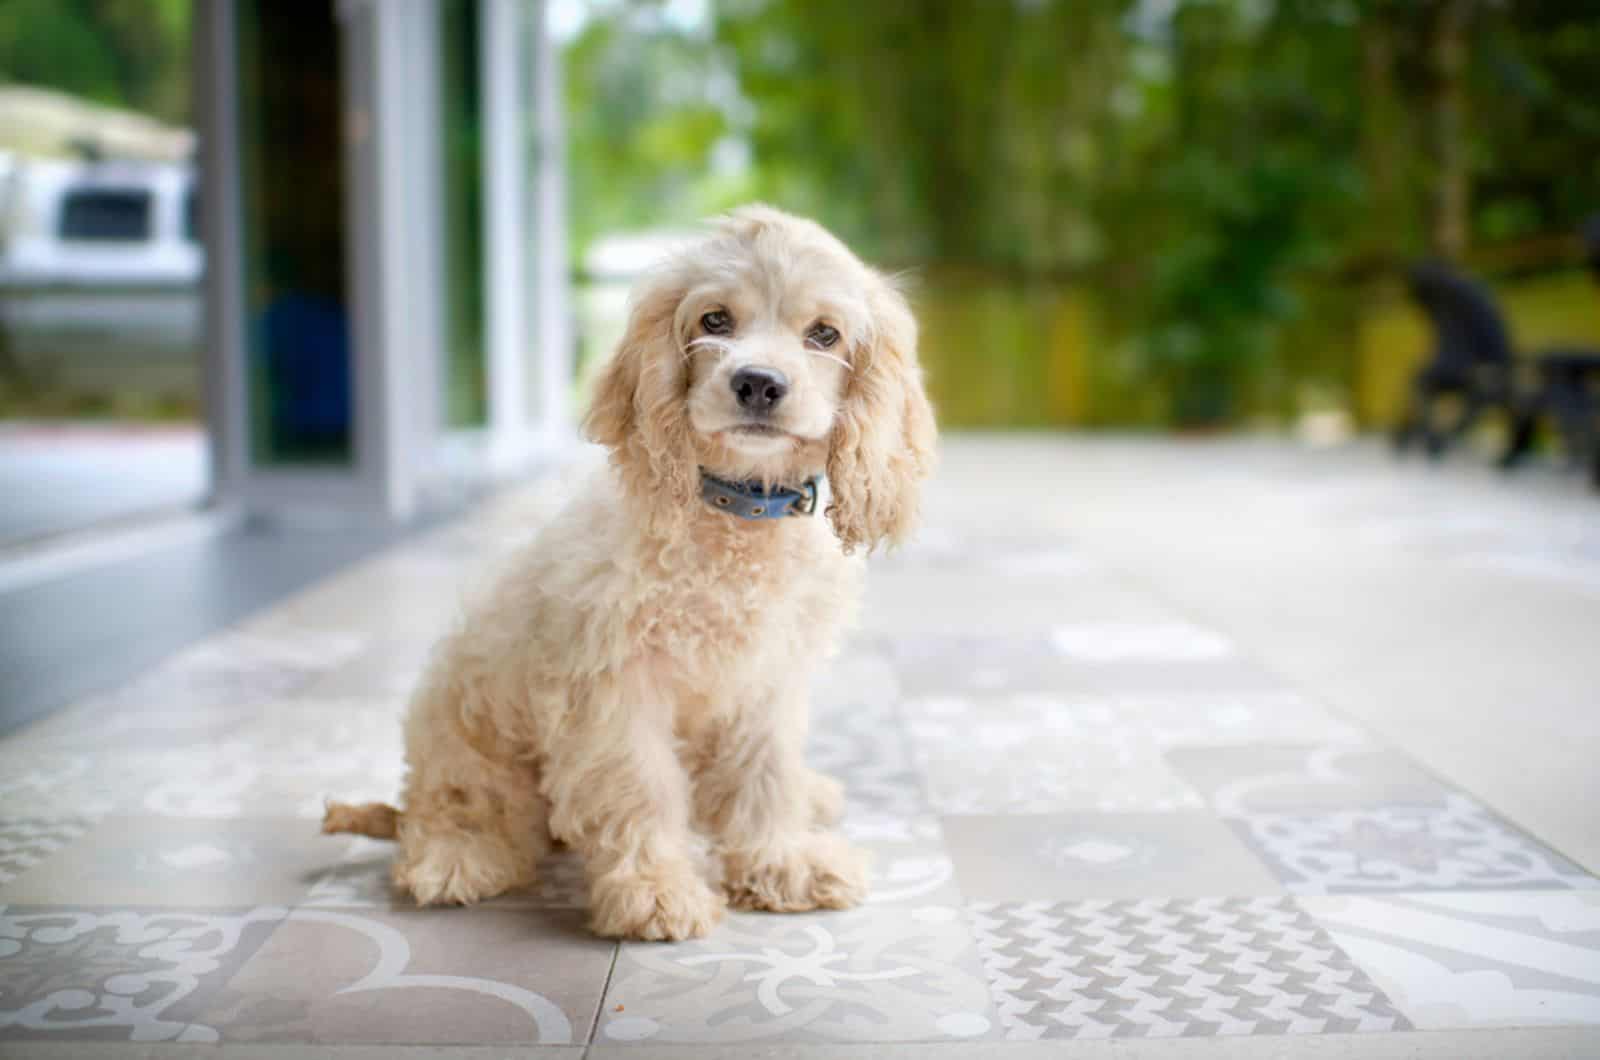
left=564, top=3, right=748, bottom=254
left=0, top=0, right=190, bottom=123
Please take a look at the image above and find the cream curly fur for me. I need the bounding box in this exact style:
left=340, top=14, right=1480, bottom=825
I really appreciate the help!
left=325, top=205, right=936, bottom=941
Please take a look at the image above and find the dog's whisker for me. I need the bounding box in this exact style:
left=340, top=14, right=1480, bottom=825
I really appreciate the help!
left=808, top=349, right=852, bottom=371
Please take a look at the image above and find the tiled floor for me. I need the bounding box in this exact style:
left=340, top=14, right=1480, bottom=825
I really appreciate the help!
left=2, top=437, right=1599, bottom=1058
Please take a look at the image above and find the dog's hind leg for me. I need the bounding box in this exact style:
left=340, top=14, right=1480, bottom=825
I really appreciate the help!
left=388, top=655, right=553, bottom=907
left=391, top=754, right=552, bottom=907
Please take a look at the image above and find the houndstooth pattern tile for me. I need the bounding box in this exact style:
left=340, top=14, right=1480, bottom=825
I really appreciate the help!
left=967, top=896, right=1411, bottom=1040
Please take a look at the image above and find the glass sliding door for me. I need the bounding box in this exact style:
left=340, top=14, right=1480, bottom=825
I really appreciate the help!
left=236, top=0, right=352, bottom=465
left=440, top=0, right=488, bottom=429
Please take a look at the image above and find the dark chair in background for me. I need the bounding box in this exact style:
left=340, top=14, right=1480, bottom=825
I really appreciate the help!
left=1392, top=260, right=1517, bottom=459
left=1501, top=216, right=1600, bottom=488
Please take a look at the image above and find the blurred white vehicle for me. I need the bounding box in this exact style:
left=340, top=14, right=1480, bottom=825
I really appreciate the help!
left=0, top=154, right=202, bottom=399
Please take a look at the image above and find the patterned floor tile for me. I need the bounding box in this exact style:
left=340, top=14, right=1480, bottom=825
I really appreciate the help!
left=1304, top=893, right=1600, bottom=1029
left=301, top=840, right=587, bottom=910
left=1165, top=745, right=1457, bottom=815
left=969, top=897, right=1411, bottom=1040
left=1048, top=623, right=1237, bottom=663
left=1231, top=796, right=1599, bottom=895
left=0, top=818, right=345, bottom=907
left=862, top=837, right=961, bottom=908
left=9, top=700, right=257, bottom=754
left=859, top=573, right=1175, bottom=636
left=83, top=630, right=371, bottom=717
left=0, top=740, right=406, bottom=821
left=296, top=633, right=438, bottom=702
left=807, top=693, right=934, bottom=844
left=885, top=634, right=1291, bottom=700
left=903, top=692, right=1203, bottom=813
left=865, top=527, right=1099, bottom=576
left=810, top=648, right=900, bottom=720
left=942, top=812, right=1283, bottom=901
left=0, top=750, right=167, bottom=819
left=0, top=820, right=92, bottom=886
left=0, top=905, right=286, bottom=1043
left=188, top=908, right=611, bottom=1045
left=596, top=907, right=997, bottom=1044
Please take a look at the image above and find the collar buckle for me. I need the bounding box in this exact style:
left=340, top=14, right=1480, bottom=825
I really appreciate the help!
left=788, top=477, right=819, bottom=517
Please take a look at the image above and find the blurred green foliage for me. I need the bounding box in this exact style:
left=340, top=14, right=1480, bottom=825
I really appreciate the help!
left=5, top=1, right=1594, bottom=429
left=565, top=0, right=1600, bottom=427
left=0, top=0, right=191, bottom=122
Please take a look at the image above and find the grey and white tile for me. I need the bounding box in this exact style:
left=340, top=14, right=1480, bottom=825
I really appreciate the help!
left=1234, top=797, right=1598, bottom=895
left=0, top=736, right=407, bottom=822
left=0, top=905, right=286, bottom=1043
left=942, top=812, right=1283, bottom=901
left=190, top=908, right=612, bottom=1045
left=0, top=820, right=91, bottom=886
left=806, top=691, right=934, bottom=843
left=1, top=818, right=347, bottom=907
left=859, top=573, right=1173, bottom=636
left=885, top=634, right=1290, bottom=700
left=969, top=896, right=1411, bottom=1040
left=1165, top=745, right=1457, bottom=816
left=862, top=837, right=961, bottom=908
left=596, top=907, right=997, bottom=1045
left=903, top=692, right=1203, bottom=813
left=83, top=629, right=371, bottom=717
left=1304, top=892, right=1600, bottom=1029
left=302, top=840, right=587, bottom=911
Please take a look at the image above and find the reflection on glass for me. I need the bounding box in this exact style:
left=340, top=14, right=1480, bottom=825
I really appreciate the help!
left=441, top=0, right=487, bottom=428
left=236, top=0, right=351, bottom=465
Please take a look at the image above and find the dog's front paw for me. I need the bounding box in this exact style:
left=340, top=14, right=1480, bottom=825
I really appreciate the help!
left=589, top=860, right=726, bottom=941
left=392, top=830, right=535, bottom=907
left=806, top=769, right=847, bottom=827
left=723, top=832, right=868, bottom=913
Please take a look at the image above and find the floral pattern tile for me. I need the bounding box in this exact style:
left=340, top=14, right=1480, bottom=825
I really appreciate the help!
left=969, top=897, right=1411, bottom=1039
left=0, top=737, right=406, bottom=822
left=82, top=630, right=371, bottom=717
left=1231, top=796, right=1599, bottom=895
left=1304, top=893, right=1600, bottom=1028
left=862, top=838, right=961, bottom=909
left=0, top=820, right=91, bottom=886
left=0, top=906, right=286, bottom=1043
left=902, top=692, right=1203, bottom=813
left=189, top=908, right=612, bottom=1045
left=806, top=691, right=935, bottom=844
left=596, top=907, right=997, bottom=1044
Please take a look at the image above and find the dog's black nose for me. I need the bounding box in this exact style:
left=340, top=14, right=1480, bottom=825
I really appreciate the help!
left=731, top=367, right=789, bottom=413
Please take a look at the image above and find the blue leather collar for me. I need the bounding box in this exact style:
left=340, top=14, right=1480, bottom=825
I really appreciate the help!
left=700, top=469, right=821, bottom=520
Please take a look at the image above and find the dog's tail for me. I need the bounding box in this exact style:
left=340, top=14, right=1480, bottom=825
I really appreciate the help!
left=322, top=800, right=401, bottom=840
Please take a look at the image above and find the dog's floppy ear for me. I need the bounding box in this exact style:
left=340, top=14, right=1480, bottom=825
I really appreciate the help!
left=582, top=268, right=696, bottom=504
left=825, top=272, right=937, bottom=554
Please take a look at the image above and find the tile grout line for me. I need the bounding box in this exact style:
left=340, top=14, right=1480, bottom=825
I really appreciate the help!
left=1053, top=526, right=1600, bottom=875
left=585, top=937, right=621, bottom=1047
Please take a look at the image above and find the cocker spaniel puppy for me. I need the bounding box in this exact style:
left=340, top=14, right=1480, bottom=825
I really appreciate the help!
left=324, top=205, right=936, bottom=941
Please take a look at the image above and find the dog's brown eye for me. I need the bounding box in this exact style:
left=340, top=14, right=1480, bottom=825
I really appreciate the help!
left=701, top=310, right=733, bottom=335
left=807, top=323, right=840, bottom=349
